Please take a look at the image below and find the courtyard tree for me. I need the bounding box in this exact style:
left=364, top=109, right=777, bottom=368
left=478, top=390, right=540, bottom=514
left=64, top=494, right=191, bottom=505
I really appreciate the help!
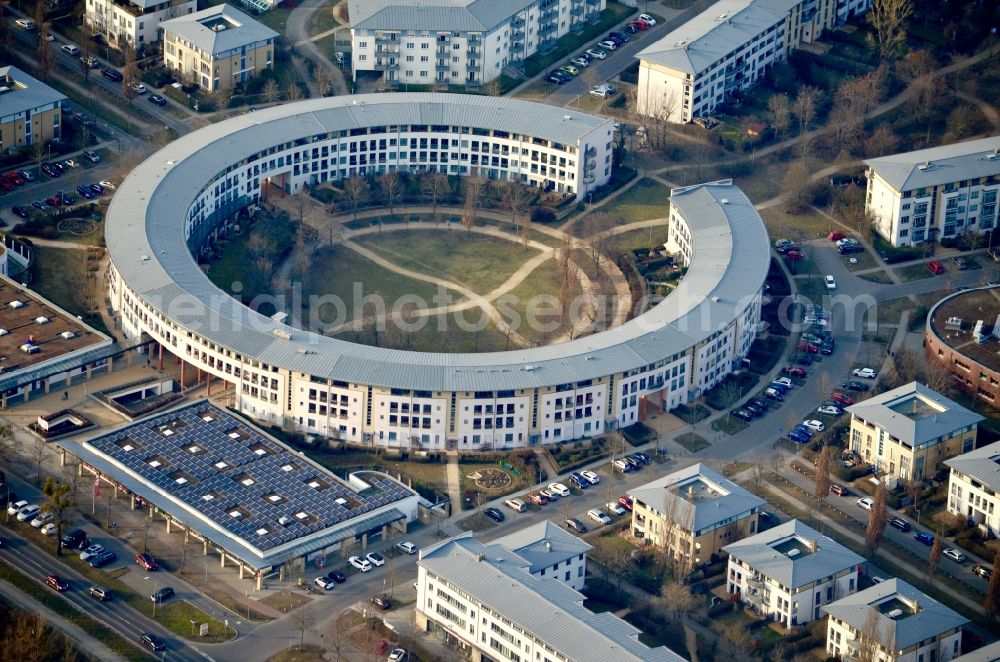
left=503, top=180, right=531, bottom=238
left=41, top=477, right=73, bottom=556
left=378, top=171, right=402, bottom=217
left=866, top=479, right=888, bottom=554
left=814, top=445, right=832, bottom=503
left=867, top=124, right=900, bottom=157
left=581, top=211, right=613, bottom=276
left=343, top=175, right=369, bottom=221
left=421, top=172, right=450, bottom=224
left=791, top=86, right=819, bottom=157
left=312, top=67, right=333, bottom=97
left=659, top=491, right=696, bottom=583
left=766, top=93, right=792, bottom=140
left=262, top=78, right=280, bottom=104
left=782, top=160, right=812, bottom=213
left=868, top=0, right=913, bottom=60
left=462, top=169, right=485, bottom=232
left=286, top=82, right=304, bottom=102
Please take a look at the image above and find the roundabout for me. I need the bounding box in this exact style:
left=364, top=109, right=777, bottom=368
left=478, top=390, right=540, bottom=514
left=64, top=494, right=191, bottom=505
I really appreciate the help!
left=106, top=93, right=769, bottom=451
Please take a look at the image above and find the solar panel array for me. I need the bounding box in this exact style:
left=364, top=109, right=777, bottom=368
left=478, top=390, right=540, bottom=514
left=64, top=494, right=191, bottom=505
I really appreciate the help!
left=88, top=402, right=414, bottom=551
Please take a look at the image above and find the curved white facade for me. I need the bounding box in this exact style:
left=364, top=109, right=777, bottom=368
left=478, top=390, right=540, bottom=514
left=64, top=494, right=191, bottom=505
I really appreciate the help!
left=106, top=94, right=768, bottom=451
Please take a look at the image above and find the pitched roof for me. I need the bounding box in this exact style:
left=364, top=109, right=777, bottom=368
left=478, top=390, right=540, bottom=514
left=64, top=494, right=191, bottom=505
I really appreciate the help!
left=160, top=4, right=278, bottom=56
left=723, top=520, right=863, bottom=589
left=822, top=578, right=967, bottom=651
left=846, top=382, right=983, bottom=447
left=637, top=0, right=796, bottom=75
left=945, top=439, right=1000, bottom=492
left=865, top=135, right=1000, bottom=192
left=0, top=66, right=66, bottom=120
left=490, top=520, right=592, bottom=574
left=418, top=534, right=685, bottom=661
left=349, top=0, right=530, bottom=32
left=627, top=462, right=765, bottom=535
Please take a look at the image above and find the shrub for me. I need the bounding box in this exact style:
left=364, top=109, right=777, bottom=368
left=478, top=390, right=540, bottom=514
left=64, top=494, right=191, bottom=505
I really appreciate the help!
left=530, top=206, right=556, bottom=224
left=142, top=66, right=174, bottom=89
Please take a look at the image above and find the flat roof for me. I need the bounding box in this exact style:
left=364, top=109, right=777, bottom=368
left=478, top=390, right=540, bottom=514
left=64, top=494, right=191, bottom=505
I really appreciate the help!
left=637, top=0, right=796, bottom=75
left=62, top=400, right=418, bottom=566
left=0, top=66, right=66, bottom=120
left=106, top=96, right=768, bottom=391
left=928, top=287, right=1000, bottom=372
left=0, top=273, right=110, bottom=374
left=865, top=135, right=1000, bottom=192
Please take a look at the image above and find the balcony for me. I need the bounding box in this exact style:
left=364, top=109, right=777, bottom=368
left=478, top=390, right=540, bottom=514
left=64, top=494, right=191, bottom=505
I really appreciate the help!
left=586, top=147, right=597, bottom=158
left=375, top=61, right=398, bottom=72
left=437, top=45, right=450, bottom=55
left=436, top=62, right=449, bottom=71
left=571, top=5, right=583, bottom=16
left=512, top=29, right=524, bottom=41
left=512, top=16, right=525, bottom=28
left=538, top=22, right=556, bottom=37
left=583, top=173, right=595, bottom=184
left=467, top=62, right=480, bottom=72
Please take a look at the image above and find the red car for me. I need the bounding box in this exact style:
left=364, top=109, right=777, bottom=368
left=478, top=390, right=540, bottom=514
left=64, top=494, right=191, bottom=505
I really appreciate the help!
left=797, top=341, right=818, bottom=354
left=785, top=249, right=803, bottom=260
left=783, top=366, right=807, bottom=377
left=5, top=172, right=24, bottom=186
left=135, top=552, right=158, bottom=571
left=528, top=492, right=548, bottom=506
left=828, top=231, right=846, bottom=241
left=831, top=391, right=854, bottom=406
left=927, top=261, right=944, bottom=275
left=617, top=495, right=634, bottom=511
left=628, top=20, right=649, bottom=30
left=45, top=195, right=62, bottom=206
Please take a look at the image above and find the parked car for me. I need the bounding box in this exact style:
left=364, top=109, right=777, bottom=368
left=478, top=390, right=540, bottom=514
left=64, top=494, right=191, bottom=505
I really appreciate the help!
left=802, top=419, right=825, bottom=432
left=41, top=522, right=57, bottom=536
left=388, top=648, right=408, bottom=662
left=856, top=497, right=874, bottom=511
left=828, top=231, right=846, bottom=241
left=327, top=570, right=346, bottom=583
left=764, top=388, right=784, bottom=402
left=830, top=484, right=850, bottom=496
left=484, top=507, right=504, bottom=523
left=365, top=552, right=386, bottom=567
left=349, top=556, right=373, bottom=572
left=90, top=182, right=105, bottom=195
left=853, top=368, right=877, bottom=379
left=16, top=504, right=40, bottom=522
left=7, top=500, right=28, bottom=516
left=585, top=47, right=607, bottom=59
left=570, top=57, right=590, bottom=68
left=632, top=451, right=650, bottom=465
left=396, top=541, right=417, bottom=555
left=88, top=586, right=112, bottom=601
left=943, top=548, right=967, bottom=563
left=784, top=366, right=807, bottom=377
left=99, top=180, right=116, bottom=190
left=825, top=275, right=837, bottom=290
left=580, top=470, right=600, bottom=485
left=148, top=94, right=167, bottom=107
left=46, top=575, right=69, bottom=591
left=80, top=55, right=99, bottom=68
left=730, top=408, right=753, bottom=422
left=548, top=482, right=570, bottom=497
left=150, top=586, right=174, bottom=603
left=504, top=498, right=528, bottom=512
left=820, top=337, right=835, bottom=355
left=89, top=550, right=116, bottom=568
left=597, top=40, right=618, bottom=50
left=11, top=206, right=30, bottom=218
left=528, top=492, right=548, bottom=506
left=129, top=81, right=147, bottom=94
left=61, top=529, right=88, bottom=549
left=624, top=23, right=640, bottom=34
left=102, top=68, right=123, bottom=82
left=546, top=71, right=570, bottom=84
left=587, top=509, right=612, bottom=526
left=590, top=83, right=617, bottom=98
left=79, top=544, right=105, bottom=562
left=83, top=150, right=100, bottom=163
left=831, top=392, right=854, bottom=406
left=314, top=576, right=335, bottom=590
left=787, top=430, right=810, bottom=443
left=839, top=243, right=864, bottom=255
left=76, top=184, right=96, bottom=199
left=606, top=501, right=627, bottom=516
left=927, top=261, right=944, bottom=275
left=974, top=564, right=993, bottom=580
left=638, top=12, right=656, bottom=24
left=564, top=518, right=587, bottom=533
left=370, top=595, right=391, bottom=610
left=617, top=495, right=634, bottom=511
left=888, top=517, right=911, bottom=532
left=843, top=380, right=870, bottom=392
left=136, top=552, right=158, bottom=571
left=613, top=458, right=632, bottom=472
left=817, top=405, right=843, bottom=416
left=608, top=31, right=629, bottom=43
left=914, top=531, right=935, bottom=546
left=952, top=258, right=969, bottom=271
left=140, top=633, right=166, bottom=652
left=569, top=473, right=589, bottom=489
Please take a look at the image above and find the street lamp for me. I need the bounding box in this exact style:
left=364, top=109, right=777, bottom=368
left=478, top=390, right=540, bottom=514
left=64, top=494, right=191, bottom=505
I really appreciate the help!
left=145, top=575, right=157, bottom=617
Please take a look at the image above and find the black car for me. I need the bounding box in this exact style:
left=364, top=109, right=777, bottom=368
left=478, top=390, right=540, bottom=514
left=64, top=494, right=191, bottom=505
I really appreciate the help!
left=730, top=408, right=752, bottom=422
left=90, top=183, right=105, bottom=195
left=623, top=456, right=641, bottom=470
left=150, top=586, right=175, bottom=603
left=749, top=398, right=769, bottom=411
left=631, top=451, right=650, bottom=465
left=624, top=23, right=639, bottom=34
left=140, top=633, right=166, bottom=652
left=40, top=163, right=60, bottom=178
left=484, top=507, right=504, bottom=523
left=369, top=595, right=390, bottom=610
left=326, top=570, right=346, bottom=583
left=565, top=517, right=587, bottom=533
left=794, top=354, right=813, bottom=366
left=61, top=528, right=87, bottom=550
left=744, top=402, right=766, bottom=416
left=820, top=338, right=835, bottom=355
left=58, top=193, right=75, bottom=205
left=546, top=71, right=570, bottom=84
left=148, top=94, right=167, bottom=106
left=843, top=380, right=870, bottom=392
left=76, top=184, right=96, bottom=199
left=887, top=517, right=911, bottom=532
left=102, top=67, right=123, bottom=82
left=11, top=206, right=30, bottom=218
left=608, top=31, right=629, bottom=44
left=569, top=473, right=589, bottom=489
left=90, top=550, right=117, bottom=568
left=839, top=244, right=863, bottom=255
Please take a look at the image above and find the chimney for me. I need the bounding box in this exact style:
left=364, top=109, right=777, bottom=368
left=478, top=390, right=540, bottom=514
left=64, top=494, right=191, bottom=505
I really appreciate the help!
left=477, top=552, right=485, bottom=562
left=544, top=540, right=551, bottom=552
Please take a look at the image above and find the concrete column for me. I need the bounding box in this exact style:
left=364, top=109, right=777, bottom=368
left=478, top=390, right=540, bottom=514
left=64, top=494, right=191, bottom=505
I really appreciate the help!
left=207, top=373, right=212, bottom=397
left=197, top=367, right=202, bottom=383
left=23, top=390, right=28, bottom=403
left=78, top=463, right=84, bottom=477
left=239, top=563, right=245, bottom=580
left=158, top=343, right=163, bottom=371
left=86, top=365, right=93, bottom=378
left=220, top=551, right=226, bottom=568
left=2, top=393, right=7, bottom=408
left=166, top=519, right=172, bottom=534
left=180, top=360, right=185, bottom=387
left=59, top=448, right=66, bottom=467
left=381, top=524, right=388, bottom=540
left=256, top=573, right=263, bottom=591
left=148, top=505, right=154, bottom=519
left=361, top=532, right=368, bottom=551
left=131, top=495, right=137, bottom=510
left=44, top=380, right=50, bottom=394
left=107, top=356, right=113, bottom=374
left=203, top=539, right=209, bottom=555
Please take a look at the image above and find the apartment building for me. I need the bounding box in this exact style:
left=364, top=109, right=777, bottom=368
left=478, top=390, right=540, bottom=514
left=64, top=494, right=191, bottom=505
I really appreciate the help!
left=945, top=439, right=1000, bottom=538
left=636, top=0, right=871, bottom=123
left=629, top=463, right=766, bottom=566
left=491, top=520, right=592, bottom=590
left=161, top=4, right=278, bottom=93
left=348, top=0, right=606, bottom=90
left=416, top=531, right=685, bottom=662
left=846, top=382, right=983, bottom=482
left=865, top=136, right=1000, bottom=247
left=725, top=520, right=863, bottom=627
left=824, top=579, right=967, bottom=662
left=85, top=0, right=196, bottom=49
left=0, top=66, right=66, bottom=150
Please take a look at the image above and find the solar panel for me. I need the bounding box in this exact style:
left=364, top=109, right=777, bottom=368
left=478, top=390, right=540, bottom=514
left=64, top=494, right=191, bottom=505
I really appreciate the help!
left=86, top=401, right=415, bottom=550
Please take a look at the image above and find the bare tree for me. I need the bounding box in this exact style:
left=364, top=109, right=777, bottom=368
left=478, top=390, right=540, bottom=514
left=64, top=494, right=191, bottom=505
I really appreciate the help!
left=262, top=78, right=280, bottom=104
left=782, top=161, right=812, bottom=213
left=122, top=45, right=139, bottom=104
left=422, top=172, right=449, bottom=224
left=41, top=477, right=73, bottom=555
left=378, top=171, right=402, bottom=217
left=37, top=24, right=55, bottom=79
left=343, top=176, right=369, bottom=220
left=581, top=211, right=614, bottom=275
left=312, top=67, right=332, bottom=97
left=767, top=93, right=792, bottom=140
left=855, top=606, right=893, bottom=662
left=503, top=180, right=531, bottom=236
left=814, top=445, right=832, bottom=502
left=660, top=490, right=697, bottom=583
left=927, top=530, right=943, bottom=578
left=286, top=83, right=304, bottom=102
left=792, top=86, right=819, bottom=157
left=867, top=0, right=914, bottom=60
left=866, top=479, right=888, bottom=554
left=867, top=125, right=900, bottom=157
left=462, top=169, right=485, bottom=232
left=290, top=604, right=314, bottom=649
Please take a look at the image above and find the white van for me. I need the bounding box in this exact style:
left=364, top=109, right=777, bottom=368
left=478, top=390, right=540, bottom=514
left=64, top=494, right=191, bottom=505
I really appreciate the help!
left=15, top=18, right=35, bottom=30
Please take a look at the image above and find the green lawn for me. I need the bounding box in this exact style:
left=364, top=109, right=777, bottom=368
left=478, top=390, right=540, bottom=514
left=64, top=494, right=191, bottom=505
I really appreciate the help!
left=896, top=263, right=936, bottom=282
left=591, top=177, right=671, bottom=226
left=353, top=228, right=543, bottom=294
left=505, top=257, right=581, bottom=345
left=604, top=226, right=671, bottom=257
left=257, top=8, right=293, bottom=32
left=157, top=601, right=229, bottom=643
